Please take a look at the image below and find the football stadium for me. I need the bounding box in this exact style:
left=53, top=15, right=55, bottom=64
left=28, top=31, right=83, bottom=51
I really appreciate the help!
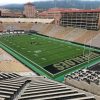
left=0, top=1, right=100, bottom=100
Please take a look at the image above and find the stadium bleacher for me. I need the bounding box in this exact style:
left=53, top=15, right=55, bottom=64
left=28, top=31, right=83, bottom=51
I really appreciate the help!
left=65, top=66, right=100, bottom=96
left=42, top=24, right=55, bottom=35
left=0, top=21, right=100, bottom=100
left=31, top=23, right=43, bottom=33
left=46, top=25, right=62, bottom=36
left=75, top=30, right=99, bottom=43
left=0, top=73, right=96, bottom=100
left=64, top=28, right=88, bottom=41
left=2, top=22, right=33, bottom=32
left=0, top=48, right=33, bottom=73
left=0, top=73, right=20, bottom=80
left=56, top=26, right=75, bottom=39
left=1, top=22, right=100, bottom=48
left=0, top=23, right=3, bottom=32
left=86, top=32, right=100, bottom=48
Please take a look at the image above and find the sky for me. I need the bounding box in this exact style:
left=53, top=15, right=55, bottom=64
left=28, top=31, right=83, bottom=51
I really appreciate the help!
left=0, top=0, right=48, bottom=5
left=0, top=0, right=99, bottom=5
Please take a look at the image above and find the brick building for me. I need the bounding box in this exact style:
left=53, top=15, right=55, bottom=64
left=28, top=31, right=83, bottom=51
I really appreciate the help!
left=38, top=8, right=65, bottom=25
left=23, top=2, right=37, bottom=18
left=0, top=8, right=23, bottom=18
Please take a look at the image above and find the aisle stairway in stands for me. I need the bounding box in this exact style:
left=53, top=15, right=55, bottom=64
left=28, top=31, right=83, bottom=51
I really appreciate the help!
left=0, top=72, right=96, bottom=100
left=1, top=23, right=100, bottom=48
left=3, top=22, right=20, bottom=31
left=16, top=23, right=33, bottom=31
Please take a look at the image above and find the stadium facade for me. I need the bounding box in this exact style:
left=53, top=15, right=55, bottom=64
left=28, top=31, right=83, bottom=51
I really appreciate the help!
left=60, top=9, right=100, bottom=30
left=39, top=8, right=100, bottom=30
left=1, top=3, right=100, bottom=30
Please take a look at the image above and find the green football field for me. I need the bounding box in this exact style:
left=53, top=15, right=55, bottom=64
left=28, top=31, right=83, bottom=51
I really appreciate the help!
left=0, top=33, right=100, bottom=79
left=0, top=34, right=90, bottom=66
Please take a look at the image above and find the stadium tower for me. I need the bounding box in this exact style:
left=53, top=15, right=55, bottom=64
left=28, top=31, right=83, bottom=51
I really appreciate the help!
left=23, top=2, right=37, bottom=18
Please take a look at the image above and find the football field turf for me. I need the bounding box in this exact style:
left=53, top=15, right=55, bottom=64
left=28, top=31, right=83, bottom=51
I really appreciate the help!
left=0, top=33, right=100, bottom=80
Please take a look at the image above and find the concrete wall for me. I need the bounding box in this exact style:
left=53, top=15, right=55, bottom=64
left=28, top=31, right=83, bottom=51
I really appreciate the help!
left=65, top=78, right=100, bottom=96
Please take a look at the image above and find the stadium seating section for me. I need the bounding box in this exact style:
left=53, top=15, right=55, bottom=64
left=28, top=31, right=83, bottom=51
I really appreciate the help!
left=0, top=72, right=96, bottom=100
left=66, top=69, right=100, bottom=85
left=0, top=23, right=100, bottom=48
left=0, top=48, right=33, bottom=73
left=0, top=22, right=100, bottom=100
left=65, top=64, right=100, bottom=96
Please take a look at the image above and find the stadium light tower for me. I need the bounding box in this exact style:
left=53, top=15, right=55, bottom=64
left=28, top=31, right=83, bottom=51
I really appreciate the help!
left=53, top=0, right=57, bottom=26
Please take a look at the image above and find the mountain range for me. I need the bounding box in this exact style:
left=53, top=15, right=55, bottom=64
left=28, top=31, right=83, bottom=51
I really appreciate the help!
left=0, top=0, right=100, bottom=11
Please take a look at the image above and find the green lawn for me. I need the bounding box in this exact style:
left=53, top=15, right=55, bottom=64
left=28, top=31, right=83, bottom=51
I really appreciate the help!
left=0, top=34, right=89, bottom=65
left=0, top=33, right=99, bottom=76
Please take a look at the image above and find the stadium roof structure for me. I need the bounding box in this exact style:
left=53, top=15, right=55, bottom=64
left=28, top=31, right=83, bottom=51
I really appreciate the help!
left=62, top=9, right=100, bottom=13
left=0, top=18, right=54, bottom=23
left=39, top=8, right=100, bottom=16
left=48, top=8, right=100, bottom=13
